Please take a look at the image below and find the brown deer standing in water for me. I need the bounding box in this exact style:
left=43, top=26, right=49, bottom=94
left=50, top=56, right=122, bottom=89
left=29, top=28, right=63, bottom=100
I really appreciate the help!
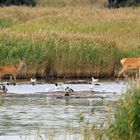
left=0, top=58, right=26, bottom=83
left=117, top=58, right=140, bottom=82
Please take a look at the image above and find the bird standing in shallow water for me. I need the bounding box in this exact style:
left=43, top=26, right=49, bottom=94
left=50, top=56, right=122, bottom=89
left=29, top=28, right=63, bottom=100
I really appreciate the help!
left=91, top=77, right=98, bottom=84
left=89, top=77, right=99, bottom=90
left=65, top=87, right=74, bottom=96
left=54, top=83, right=65, bottom=90
left=0, top=85, right=8, bottom=93
left=30, top=78, right=36, bottom=85
left=65, top=87, right=74, bottom=92
left=45, top=82, right=66, bottom=92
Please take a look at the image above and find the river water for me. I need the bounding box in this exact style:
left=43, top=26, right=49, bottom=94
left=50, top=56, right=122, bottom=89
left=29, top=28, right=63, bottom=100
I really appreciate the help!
left=0, top=80, right=128, bottom=140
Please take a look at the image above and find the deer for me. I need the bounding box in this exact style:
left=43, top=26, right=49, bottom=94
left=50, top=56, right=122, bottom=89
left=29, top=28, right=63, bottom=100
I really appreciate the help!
left=0, top=58, right=26, bottom=83
left=117, top=58, right=140, bottom=82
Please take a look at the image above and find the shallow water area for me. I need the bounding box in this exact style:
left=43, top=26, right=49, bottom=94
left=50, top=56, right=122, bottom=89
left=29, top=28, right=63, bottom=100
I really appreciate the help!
left=0, top=80, right=128, bottom=140
left=5, top=80, right=128, bottom=94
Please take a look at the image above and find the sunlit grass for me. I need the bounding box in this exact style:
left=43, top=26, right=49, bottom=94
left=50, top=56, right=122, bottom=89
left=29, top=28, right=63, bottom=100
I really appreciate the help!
left=0, top=6, right=140, bottom=78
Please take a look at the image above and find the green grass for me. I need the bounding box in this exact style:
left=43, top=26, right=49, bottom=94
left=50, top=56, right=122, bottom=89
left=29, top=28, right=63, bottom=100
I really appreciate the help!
left=0, top=6, right=140, bottom=78
left=107, top=83, right=140, bottom=140
left=36, top=0, right=106, bottom=7
left=75, top=82, right=140, bottom=140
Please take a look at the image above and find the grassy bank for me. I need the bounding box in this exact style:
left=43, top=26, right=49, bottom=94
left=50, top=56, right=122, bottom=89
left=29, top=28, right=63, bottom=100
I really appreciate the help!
left=107, top=83, right=140, bottom=140
left=75, top=82, right=140, bottom=140
left=0, top=6, right=140, bottom=79
left=36, top=0, right=107, bottom=7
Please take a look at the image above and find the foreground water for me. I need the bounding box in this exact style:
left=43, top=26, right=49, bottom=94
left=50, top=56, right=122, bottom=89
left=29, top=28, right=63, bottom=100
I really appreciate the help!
left=0, top=80, right=128, bottom=140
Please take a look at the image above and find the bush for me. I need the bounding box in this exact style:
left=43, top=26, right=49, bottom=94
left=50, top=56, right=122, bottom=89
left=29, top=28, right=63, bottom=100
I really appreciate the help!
left=108, top=0, right=140, bottom=8
left=0, top=0, right=36, bottom=6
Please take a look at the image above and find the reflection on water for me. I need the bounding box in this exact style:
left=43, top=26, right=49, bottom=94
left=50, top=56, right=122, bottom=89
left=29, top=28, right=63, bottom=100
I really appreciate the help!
left=0, top=80, right=127, bottom=140
left=0, top=97, right=115, bottom=140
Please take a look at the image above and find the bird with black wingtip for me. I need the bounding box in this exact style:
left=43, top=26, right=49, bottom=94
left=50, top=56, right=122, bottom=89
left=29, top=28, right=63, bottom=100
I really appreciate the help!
left=0, top=85, right=8, bottom=93
left=65, top=87, right=74, bottom=96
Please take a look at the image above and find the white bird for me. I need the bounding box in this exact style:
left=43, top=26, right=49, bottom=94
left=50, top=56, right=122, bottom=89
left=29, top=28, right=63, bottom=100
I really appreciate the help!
left=54, top=83, right=66, bottom=91
left=91, top=77, right=98, bottom=84
left=30, top=78, right=36, bottom=85
left=45, top=83, right=66, bottom=92
left=0, top=85, right=8, bottom=93
left=89, top=77, right=99, bottom=90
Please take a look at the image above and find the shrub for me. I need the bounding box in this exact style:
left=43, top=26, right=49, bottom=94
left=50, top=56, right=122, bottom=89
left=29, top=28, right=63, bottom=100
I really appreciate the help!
left=108, top=0, right=140, bottom=8
left=108, top=84, right=140, bottom=140
left=0, top=0, right=36, bottom=6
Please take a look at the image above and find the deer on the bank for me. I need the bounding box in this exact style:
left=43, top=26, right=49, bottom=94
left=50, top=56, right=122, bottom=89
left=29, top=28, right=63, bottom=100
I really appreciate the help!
left=0, top=58, right=26, bottom=83
left=117, top=58, right=140, bottom=82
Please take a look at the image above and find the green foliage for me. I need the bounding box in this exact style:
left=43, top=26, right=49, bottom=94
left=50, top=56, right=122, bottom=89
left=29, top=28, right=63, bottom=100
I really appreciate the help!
left=108, top=0, right=140, bottom=8
left=0, top=18, right=15, bottom=28
left=77, top=112, right=106, bottom=140
left=0, top=7, right=140, bottom=78
left=37, top=0, right=140, bottom=7
left=36, top=0, right=100, bottom=7
left=108, top=84, right=140, bottom=140
left=0, top=31, right=119, bottom=78
left=119, top=0, right=139, bottom=7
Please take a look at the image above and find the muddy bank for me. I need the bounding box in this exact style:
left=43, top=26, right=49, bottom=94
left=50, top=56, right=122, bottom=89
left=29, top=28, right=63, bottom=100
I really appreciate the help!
left=0, top=90, right=117, bottom=100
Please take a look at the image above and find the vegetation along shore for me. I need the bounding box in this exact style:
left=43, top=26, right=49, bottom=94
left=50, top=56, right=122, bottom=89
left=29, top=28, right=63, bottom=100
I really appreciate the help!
left=0, top=4, right=140, bottom=79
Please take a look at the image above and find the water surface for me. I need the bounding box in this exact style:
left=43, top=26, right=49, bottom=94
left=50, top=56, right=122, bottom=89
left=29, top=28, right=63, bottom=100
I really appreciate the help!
left=0, top=80, right=128, bottom=140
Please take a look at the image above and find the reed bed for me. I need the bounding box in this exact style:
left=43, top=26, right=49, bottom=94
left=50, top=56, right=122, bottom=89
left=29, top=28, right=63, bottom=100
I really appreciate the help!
left=107, top=83, right=140, bottom=140
left=75, top=82, right=140, bottom=140
left=0, top=6, right=140, bottom=78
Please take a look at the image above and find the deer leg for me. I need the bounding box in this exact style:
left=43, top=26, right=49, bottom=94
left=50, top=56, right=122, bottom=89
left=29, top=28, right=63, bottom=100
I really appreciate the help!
left=117, top=67, right=127, bottom=82
left=12, top=74, right=16, bottom=82
left=139, top=68, right=140, bottom=79
left=0, top=74, right=3, bottom=83
left=9, top=75, right=13, bottom=83
left=12, top=74, right=16, bottom=85
left=0, top=77, right=1, bottom=84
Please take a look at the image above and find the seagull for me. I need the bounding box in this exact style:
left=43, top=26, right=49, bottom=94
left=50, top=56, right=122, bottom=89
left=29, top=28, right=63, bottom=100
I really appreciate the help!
left=54, top=83, right=65, bottom=91
left=91, top=77, right=98, bottom=84
left=89, top=77, right=99, bottom=90
left=45, top=83, right=66, bottom=92
left=30, top=78, right=36, bottom=85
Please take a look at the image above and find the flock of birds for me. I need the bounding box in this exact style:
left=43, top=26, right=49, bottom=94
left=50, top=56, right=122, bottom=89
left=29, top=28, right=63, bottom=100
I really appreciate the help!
left=0, top=77, right=99, bottom=96
left=44, top=82, right=74, bottom=96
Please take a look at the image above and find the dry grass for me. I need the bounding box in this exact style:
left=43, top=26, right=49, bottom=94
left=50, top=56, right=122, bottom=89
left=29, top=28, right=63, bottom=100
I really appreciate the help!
left=1, top=6, right=140, bottom=48
left=0, top=6, right=140, bottom=78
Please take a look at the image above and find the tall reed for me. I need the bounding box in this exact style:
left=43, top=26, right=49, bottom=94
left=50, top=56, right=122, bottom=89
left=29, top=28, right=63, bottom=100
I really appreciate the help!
left=0, top=6, right=140, bottom=78
left=107, top=83, right=140, bottom=140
